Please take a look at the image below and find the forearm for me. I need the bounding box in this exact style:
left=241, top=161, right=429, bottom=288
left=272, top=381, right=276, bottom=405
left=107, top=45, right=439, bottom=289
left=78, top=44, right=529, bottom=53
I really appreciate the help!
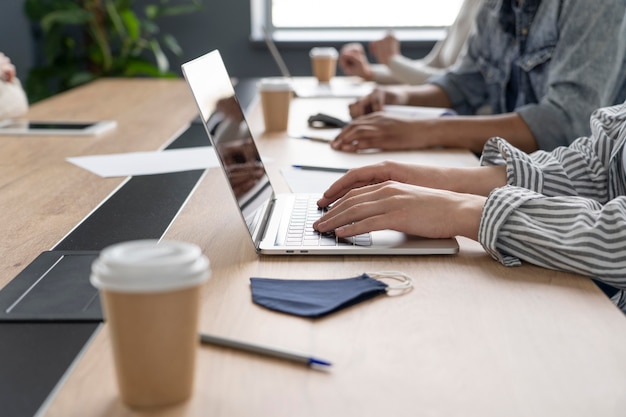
left=404, top=84, right=453, bottom=109
left=386, top=56, right=443, bottom=85
left=396, top=163, right=506, bottom=197
left=428, top=112, right=538, bottom=154
left=368, top=64, right=402, bottom=84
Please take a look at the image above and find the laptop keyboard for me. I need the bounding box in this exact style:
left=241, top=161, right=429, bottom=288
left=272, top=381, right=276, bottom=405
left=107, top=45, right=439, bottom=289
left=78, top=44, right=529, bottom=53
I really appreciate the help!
left=284, top=195, right=372, bottom=247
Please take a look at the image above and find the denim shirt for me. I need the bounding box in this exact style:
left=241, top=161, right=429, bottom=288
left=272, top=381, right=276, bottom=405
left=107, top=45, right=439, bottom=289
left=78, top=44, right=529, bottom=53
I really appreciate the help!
left=429, top=0, right=626, bottom=151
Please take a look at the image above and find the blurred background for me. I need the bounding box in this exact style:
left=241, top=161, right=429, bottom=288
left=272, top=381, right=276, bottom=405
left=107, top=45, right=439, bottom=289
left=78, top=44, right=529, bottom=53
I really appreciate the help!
left=0, top=0, right=460, bottom=103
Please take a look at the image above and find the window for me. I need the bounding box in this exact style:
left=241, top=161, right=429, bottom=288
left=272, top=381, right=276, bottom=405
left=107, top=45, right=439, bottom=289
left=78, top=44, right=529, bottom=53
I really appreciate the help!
left=251, top=0, right=465, bottom=42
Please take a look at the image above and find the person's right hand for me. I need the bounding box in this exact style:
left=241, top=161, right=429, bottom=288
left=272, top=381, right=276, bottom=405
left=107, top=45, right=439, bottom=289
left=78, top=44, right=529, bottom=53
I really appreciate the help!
left=348, top=86, right=410, bottom=118
left=313, top=167, right=485, bottom=240
left=0, top=52, right=16, bottom=82
left=338, top=43, right=372, bottom=80
left=369, top=33, right=401, bottom=65
left=316, top=161, right=418, bottom=208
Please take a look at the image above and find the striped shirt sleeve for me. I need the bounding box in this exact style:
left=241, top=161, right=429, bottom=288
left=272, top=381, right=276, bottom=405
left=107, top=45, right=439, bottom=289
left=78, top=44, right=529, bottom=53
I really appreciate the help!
left=477, top=103, right=626, bottom=310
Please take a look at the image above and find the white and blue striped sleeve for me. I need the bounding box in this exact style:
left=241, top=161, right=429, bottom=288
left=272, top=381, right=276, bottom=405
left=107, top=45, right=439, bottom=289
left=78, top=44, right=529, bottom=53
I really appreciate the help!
left=480, top=186, right=626, bottom=291
left=477, top=104, right=626, bottom=297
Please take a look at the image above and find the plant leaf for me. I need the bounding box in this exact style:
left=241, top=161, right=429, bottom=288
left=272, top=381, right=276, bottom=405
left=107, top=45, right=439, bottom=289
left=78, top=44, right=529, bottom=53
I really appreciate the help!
left=150, top=3, right=204, bottom=18
left=120, top=9, right=141, bottom=41
left=40, top=9, right=92, bottom=32
left=145, top=5, right=158, bottom=20
left=142, top=19, right=159, bottom=35
left=105, top=0, right=127, bottom=39
left=122, top=58, right=163, bottom=77
left=87, top=17, right=113, bottom=72
left=149, top=39, right=169, bottom=73
left=24, top=0, right=75, bottom=21
left=162, top=33, right=182, bottom=56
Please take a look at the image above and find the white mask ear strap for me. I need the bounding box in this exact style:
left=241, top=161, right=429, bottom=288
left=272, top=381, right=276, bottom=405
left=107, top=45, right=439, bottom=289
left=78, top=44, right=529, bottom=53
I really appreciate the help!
left=367, top=271, right=414, bottom=296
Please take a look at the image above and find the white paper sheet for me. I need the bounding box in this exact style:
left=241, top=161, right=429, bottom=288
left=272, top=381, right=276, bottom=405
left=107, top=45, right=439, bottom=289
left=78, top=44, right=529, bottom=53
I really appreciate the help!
left=383, top=105, right=457, bottom=118
left=67, top=146, right=219, bottom=178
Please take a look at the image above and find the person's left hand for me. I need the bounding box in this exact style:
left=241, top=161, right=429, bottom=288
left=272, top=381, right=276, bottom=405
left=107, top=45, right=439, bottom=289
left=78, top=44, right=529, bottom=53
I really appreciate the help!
left=313, top=180, right=484, bottom=240
left=330, top=112, right=432, bottom=152
left=338, top=43, right=373, bottom=80
left=348, top=86, right=410, bottom=118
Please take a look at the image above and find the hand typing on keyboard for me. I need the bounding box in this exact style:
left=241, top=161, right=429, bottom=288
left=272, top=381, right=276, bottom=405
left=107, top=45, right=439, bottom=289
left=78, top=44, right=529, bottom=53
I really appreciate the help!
left=313, top=161, right=489, bottom=241
left=284, top=196, right=371, bottom=247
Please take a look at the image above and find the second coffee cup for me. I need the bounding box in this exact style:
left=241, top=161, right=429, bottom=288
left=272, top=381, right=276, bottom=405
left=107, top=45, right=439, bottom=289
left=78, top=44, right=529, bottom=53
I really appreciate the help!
left=309, top=47, right=338, bottom=83
left=258, top=77, right=293, bottom=132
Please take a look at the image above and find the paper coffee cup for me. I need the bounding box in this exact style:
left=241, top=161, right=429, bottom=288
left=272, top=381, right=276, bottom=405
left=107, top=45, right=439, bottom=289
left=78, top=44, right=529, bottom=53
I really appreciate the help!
left=91, top=240, right=210, bottom=408
left=309, top=47, right=338, bottom=83
left=258, top=77, right=292, bottom=132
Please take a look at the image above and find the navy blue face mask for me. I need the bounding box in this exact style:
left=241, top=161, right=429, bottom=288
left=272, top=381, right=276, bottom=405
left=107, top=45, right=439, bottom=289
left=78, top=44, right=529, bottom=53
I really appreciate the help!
left=250, top=272, right=413, bottom=318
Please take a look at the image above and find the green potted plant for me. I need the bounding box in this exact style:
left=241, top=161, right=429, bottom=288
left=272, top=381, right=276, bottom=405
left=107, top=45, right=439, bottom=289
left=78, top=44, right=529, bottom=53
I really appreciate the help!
left=24, top=0, right=202, bottom=102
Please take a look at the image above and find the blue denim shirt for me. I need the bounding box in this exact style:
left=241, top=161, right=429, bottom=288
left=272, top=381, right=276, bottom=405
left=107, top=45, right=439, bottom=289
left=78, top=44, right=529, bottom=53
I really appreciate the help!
left=606, top=16, right=626, bottom=106
left=429, top=0, right=626, bottom=151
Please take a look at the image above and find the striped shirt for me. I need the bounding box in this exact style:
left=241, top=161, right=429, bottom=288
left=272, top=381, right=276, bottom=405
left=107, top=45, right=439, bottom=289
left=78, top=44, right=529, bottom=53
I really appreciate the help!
left=478, top=103, right=626, bottom=312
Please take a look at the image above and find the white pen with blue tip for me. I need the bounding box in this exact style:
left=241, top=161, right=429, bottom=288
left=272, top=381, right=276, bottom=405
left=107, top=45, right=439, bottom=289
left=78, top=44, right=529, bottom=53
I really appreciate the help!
left=292, top=164, right=349, bottom=173
left=199, top=333, right=332, bottom=369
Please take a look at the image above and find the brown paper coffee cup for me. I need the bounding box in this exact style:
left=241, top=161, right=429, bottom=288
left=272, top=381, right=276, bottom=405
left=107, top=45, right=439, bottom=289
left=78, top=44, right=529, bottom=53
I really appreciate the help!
left=259, top=78, right=292, bottom=132
left=309, top=47, right=338, bottom=83
left=91, top=240, right=210, bottom=408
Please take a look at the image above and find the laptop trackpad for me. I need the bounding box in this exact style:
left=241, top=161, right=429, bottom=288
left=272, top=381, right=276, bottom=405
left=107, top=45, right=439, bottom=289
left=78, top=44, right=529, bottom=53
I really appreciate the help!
left=0, top=251, right=102, bottom=321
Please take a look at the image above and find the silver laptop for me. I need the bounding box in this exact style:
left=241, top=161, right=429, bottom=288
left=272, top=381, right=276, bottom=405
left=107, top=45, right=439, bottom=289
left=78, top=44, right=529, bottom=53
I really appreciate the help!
left=181, top=50, right=458, bottom=255
left=262, top=27, right=374, bottom=99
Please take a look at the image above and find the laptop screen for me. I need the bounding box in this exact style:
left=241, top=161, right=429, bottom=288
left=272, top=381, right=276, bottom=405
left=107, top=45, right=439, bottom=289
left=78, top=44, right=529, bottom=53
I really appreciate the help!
left=182, top=50, right=273, bottom=235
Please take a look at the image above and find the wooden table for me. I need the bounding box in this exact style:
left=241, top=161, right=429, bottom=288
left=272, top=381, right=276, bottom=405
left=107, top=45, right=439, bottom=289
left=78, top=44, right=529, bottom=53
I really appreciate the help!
left=0, top=78, right=197, bottom=290
left=2, top=79, right=625, bottom=417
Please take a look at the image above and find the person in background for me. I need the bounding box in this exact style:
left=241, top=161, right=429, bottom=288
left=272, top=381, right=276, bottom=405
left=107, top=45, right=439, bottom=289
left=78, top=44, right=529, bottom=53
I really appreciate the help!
left=331, top=1, right=626, bottom=155
left=338, top=0, right=484, bottom=85
left=0, top=52, right=28, bottom=120
left=314, top=18, right=626, bottom=313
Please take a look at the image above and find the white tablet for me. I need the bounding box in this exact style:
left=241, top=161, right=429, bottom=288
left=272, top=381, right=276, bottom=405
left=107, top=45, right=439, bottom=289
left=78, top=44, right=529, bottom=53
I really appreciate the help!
left=0, top=119, right=117, bottom=135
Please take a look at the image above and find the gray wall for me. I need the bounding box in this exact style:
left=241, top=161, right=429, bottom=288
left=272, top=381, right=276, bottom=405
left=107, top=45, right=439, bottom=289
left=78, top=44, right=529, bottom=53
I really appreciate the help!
left=0, top=0, right=432, bottom=92
left=0, top=1, right=35, bottom=82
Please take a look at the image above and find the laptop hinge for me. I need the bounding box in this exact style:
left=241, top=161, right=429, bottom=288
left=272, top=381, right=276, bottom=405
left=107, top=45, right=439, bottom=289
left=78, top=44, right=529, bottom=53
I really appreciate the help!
left=250, top=197, right=276, bottom=250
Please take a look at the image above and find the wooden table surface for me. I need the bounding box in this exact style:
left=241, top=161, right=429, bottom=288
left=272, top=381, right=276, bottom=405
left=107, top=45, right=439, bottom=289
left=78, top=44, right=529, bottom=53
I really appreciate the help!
left=2, top=78, right=625, bottom=417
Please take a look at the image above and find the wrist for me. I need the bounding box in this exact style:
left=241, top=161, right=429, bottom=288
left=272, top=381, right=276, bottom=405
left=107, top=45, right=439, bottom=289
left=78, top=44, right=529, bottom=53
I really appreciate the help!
left=385, top=53, right=401, bottom=66
left=453, top=194, right=486, bottom=240
left=362, top=66, right=374, bottom=81
left=412, top=118, right=441, bottom=148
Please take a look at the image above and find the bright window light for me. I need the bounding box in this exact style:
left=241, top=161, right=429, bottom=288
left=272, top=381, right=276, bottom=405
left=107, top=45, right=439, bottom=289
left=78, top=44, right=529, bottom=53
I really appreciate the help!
left=271, top=0, right=464, bottom=29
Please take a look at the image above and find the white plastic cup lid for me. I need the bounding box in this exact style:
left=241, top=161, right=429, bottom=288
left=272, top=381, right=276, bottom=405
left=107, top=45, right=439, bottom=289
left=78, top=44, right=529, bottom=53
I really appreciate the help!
left=258, top=77, right=293, bottom=92
left=90, top=240, right=210, bottom=293
left=309, top=47, right=338, bottom=58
